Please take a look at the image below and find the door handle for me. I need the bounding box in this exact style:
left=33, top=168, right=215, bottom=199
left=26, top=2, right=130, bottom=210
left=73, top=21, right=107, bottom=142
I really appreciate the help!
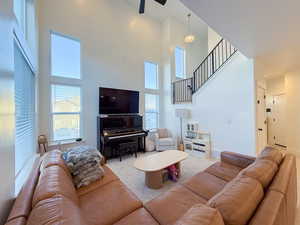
left=258, top=128, right=263, bottom=131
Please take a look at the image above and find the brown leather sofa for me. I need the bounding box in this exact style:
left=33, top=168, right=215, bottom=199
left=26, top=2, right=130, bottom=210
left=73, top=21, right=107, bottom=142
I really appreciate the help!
left=5, top=147, right=297, bottom=225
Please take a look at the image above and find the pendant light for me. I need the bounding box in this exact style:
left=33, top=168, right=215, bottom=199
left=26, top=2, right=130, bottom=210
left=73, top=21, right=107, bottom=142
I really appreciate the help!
left=184, top=14, right=195, bottom=43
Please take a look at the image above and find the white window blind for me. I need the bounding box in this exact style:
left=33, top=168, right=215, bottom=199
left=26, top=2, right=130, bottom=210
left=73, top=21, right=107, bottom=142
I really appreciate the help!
left=51, top=85, right=81, bottom=141
left=145, top=94, right=159, bottom=130
left=14, top=42, right=36, bottom=177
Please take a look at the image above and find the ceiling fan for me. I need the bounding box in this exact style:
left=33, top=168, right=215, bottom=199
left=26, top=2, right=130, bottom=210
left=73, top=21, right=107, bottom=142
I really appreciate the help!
left=139, top=0, right=167, bottom=14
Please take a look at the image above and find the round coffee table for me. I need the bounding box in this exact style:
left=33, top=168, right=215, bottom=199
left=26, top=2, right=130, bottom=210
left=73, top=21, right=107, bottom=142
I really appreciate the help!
left=134, top=150, right=188, bottom=189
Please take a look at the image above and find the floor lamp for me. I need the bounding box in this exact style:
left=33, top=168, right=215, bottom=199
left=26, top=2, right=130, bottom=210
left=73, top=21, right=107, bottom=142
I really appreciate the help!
left=175, top=109, right=190, bottom=150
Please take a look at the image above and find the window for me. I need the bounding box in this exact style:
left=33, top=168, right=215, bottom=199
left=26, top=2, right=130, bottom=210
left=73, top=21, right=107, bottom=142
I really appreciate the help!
left=14, top=42, right=36, bottom=177
left=145, top=62, right=158, bottom=89
left=51, top=85, right=81, bottom=141
left=145, top=94, right=159, bottom=130
left=175, top=47, right=186, bottom=79
left=51, top=32, right=81, bottom=79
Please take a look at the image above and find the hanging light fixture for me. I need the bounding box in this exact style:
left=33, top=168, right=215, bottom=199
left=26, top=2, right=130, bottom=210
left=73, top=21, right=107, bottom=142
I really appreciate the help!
left=184, top=14, right=195, bottom=43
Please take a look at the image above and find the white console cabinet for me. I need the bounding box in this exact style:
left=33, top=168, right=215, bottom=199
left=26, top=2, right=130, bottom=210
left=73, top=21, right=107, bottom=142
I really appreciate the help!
left=183, top=132, right=211, bottom=159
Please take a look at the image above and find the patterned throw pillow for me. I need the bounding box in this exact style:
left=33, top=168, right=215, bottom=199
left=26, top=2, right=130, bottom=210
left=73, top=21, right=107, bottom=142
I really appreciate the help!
left=62, top=145, right=105, bottom=188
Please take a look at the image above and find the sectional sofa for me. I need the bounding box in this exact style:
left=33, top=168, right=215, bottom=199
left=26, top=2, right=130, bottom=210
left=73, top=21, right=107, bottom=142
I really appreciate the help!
left=5, top=147, right=297, bottom=225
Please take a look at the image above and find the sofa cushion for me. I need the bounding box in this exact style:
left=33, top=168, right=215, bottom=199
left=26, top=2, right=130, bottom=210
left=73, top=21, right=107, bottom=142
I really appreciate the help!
left=113, top=208, right=159, bottom=225
left=32, top=165, right=78, bottom=207
left=77, top=165, right=119, bottom=196
left=182, top=172, right=227, bottom=200
left=40, top=150, right=71, bottom=177
left=80, top=180, right=142, bottom=225
left=208, top=175, right=264, bottom=225
left=145, top=185, right=207, bottom=225
left=221, top=151, right=256, bottom=169
left=27, top=195, right=86, bottom=225
left=174, top=204, right=225, bottom=225
left=158, top=128, right=169, bottom=138
left=205, top=162, right=242, bottom=182
left=240, top=159, right=278, bottom=188
left=157, top=138, right=175, bottom=146
left=257, top=147, right=283, bottom=165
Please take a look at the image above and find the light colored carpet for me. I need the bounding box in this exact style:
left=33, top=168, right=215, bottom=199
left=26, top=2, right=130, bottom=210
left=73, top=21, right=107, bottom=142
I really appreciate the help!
left=107, top=150, right=217, bottom=202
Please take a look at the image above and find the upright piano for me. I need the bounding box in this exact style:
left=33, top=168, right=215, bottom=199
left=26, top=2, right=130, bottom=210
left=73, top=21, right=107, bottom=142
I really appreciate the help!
left=97, top=115, right=148, bottom=159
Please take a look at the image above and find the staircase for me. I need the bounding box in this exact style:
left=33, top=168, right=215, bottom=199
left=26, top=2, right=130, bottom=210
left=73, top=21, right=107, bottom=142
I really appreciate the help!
left=172, top=39, right=237, bottom=104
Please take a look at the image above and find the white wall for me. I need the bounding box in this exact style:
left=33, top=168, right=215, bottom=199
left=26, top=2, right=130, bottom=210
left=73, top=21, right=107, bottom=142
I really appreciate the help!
left=162, top=52, right=257, bottom=156
left=285, top=71, right=300, bottom=156
left=160, top=17, right=208, bottom=141
left=208, top=27, right=222, bottom=53
left=38, top=0, right=163, bottom=146
left=38, top=0, right=209, bottom=147
left=266, top=76, right=285, bottom=95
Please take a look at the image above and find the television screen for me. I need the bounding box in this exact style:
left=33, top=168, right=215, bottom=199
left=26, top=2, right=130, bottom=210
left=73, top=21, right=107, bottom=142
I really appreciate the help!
left=99, top=87, right=139, bottom=114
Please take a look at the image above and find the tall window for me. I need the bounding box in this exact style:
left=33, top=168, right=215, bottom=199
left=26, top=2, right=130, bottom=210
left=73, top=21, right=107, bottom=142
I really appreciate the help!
left=145, top=94, right=159, bottom=130
left=144, top=61, right=159, bottom=130
left=51, top=32, right=81, bottom=79
left=14, top=42, right=36, bottom=177
left=175, top=47, right=186, bottom=79
left=145, top=62, right=158, bottom=90
left=51, top=85, right=81, bottom=141
left=51, top=32, right=82, bottom=141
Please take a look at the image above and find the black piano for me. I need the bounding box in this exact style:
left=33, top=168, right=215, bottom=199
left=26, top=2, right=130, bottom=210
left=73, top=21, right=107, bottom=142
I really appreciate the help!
left=97, top=115, right=148, bottom=160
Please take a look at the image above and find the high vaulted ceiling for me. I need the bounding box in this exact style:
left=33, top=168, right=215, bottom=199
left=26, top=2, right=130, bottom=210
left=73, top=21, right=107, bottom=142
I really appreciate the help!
left=125, top=0, right=208, bottom=39
left=180, top=0, right=300, bottom=77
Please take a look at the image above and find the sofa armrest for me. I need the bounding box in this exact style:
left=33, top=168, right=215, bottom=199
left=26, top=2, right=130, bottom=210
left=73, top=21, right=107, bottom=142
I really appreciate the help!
left=221, top=151, right=256, bottom=169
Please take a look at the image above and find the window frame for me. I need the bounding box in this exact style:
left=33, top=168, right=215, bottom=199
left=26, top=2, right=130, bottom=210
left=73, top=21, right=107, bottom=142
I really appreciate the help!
left=175, top=46, right=186, bottom=80
left=144, top=93, right=160, bottom=131
left=144, top=61, right=159, bottom=90
left=50, top=31, right=82, bottom=80
left=50, top=83, right=82, bottom=142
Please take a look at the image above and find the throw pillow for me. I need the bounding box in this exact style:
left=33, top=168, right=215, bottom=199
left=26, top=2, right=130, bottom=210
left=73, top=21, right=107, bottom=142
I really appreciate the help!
left=62, top=145, right=105, bottom=188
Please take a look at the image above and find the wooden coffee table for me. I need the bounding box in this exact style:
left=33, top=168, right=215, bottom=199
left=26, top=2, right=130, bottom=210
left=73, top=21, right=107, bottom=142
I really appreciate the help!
left=134, top=150, right=188, bottom=189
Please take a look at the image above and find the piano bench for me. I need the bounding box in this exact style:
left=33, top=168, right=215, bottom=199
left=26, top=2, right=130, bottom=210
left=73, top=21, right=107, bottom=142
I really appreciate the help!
left=118, top=141, right=138, bottom=161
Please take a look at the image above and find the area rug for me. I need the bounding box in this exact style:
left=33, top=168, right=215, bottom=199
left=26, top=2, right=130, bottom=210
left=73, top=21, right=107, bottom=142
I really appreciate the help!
left=107, top=150, right=217, bottom=202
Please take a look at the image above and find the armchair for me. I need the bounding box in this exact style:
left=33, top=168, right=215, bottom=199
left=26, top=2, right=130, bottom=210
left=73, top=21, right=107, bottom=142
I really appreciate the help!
left=154, top=128, right=177, bottom=151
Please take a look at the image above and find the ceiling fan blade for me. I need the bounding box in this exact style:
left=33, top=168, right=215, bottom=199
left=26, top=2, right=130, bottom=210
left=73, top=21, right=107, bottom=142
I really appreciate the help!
left=139, top=0, right=145, bottom=14
left=153, top=0, right=167, bottom=6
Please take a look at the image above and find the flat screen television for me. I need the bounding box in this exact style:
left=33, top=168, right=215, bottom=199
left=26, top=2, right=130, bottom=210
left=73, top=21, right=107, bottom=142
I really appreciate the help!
left=99, top=87, right=139, bottom=114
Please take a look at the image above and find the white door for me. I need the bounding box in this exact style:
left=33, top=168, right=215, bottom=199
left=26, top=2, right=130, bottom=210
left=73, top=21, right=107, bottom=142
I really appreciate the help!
left=272, top=94, right=286, bottom=147
left=257, top=87, right=267, bottom=154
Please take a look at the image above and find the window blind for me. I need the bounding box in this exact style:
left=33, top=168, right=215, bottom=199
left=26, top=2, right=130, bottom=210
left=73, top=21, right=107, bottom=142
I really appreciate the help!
left=14, top=42, right=36, bottom=177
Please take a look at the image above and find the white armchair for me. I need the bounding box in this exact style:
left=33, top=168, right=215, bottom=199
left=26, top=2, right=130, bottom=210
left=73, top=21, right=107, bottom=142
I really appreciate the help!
left=154, top=128, right=177, bottom=151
